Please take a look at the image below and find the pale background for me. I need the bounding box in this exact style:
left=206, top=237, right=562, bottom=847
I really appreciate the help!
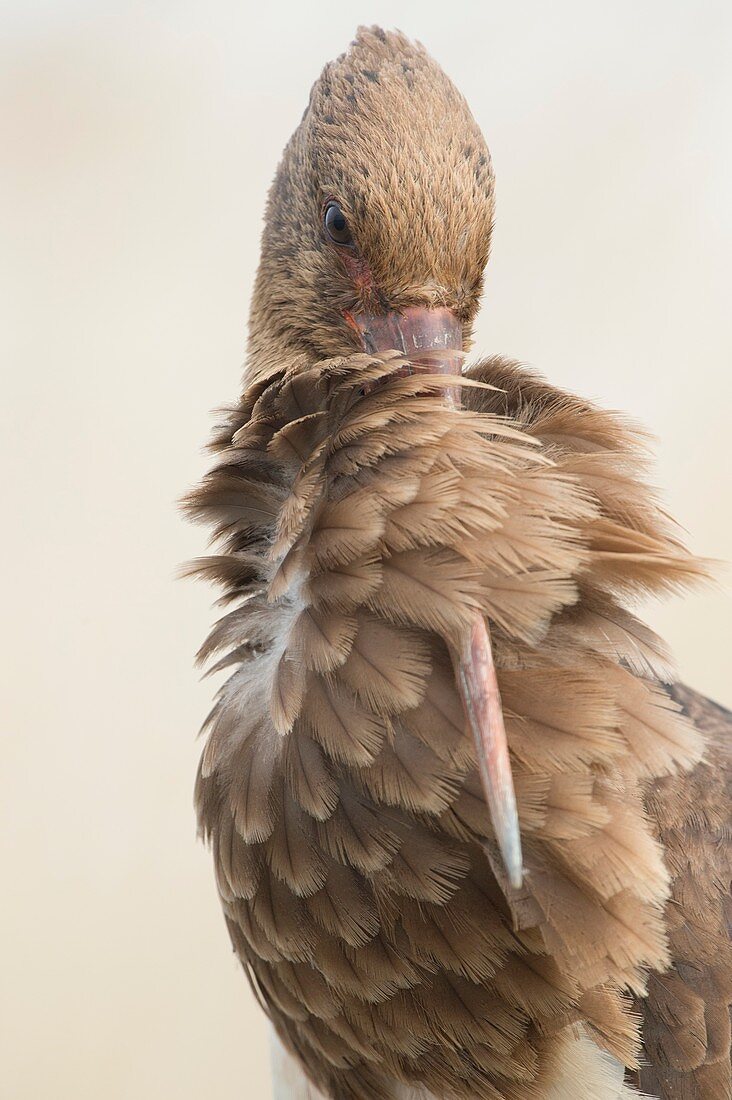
left=1, top=2, right=730, bottom=1097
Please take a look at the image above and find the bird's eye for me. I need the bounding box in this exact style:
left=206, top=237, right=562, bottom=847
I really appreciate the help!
left=324, top=201, right=353, bottom=246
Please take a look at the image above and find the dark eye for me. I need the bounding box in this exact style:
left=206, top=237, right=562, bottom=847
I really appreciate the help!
left=324, top=201, right=353, bottom=246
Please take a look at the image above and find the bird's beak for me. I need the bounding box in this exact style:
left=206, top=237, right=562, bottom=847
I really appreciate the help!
left=345, top=305, right=524, bottom=891
left=345, top=305, right=463, bottom=375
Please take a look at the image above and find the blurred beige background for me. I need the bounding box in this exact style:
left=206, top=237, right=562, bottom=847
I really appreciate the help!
left=1, top=2, right=730, bottom=1097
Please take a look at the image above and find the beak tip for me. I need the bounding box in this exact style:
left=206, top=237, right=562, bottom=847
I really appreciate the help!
left=499, top=826, right=524, bottom=891
left=508, top=861, right=524, bottom=891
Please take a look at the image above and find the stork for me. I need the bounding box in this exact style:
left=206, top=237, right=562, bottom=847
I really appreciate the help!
left=185, top=27, right=731, bottom=1099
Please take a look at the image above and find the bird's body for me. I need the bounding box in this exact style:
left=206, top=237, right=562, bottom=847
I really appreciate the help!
left=186, top=28, right=731, bottom=1099
left=632, top=684, right=732, bottom=1098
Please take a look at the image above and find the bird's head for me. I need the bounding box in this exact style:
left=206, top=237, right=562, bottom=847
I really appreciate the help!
left=248, top=26, right=495, bottom=376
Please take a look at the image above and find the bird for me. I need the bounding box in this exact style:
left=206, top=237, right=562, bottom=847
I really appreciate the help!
left=184, top=26, right=731, bottom=1100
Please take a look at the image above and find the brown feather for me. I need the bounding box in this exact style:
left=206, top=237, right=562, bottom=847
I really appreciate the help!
left=189, top=346, right=718, bottom=1097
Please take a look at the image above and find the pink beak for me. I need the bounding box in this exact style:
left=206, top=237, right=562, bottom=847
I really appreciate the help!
left=347, top=304, right=462, bottom=367
left=346, top=305, right=524, bottom=889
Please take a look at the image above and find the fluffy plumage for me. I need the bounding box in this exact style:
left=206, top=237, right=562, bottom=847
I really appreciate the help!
left=186, top=26, right=731, bottom=1100
left=187, top=352, right=727, bottom=1098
